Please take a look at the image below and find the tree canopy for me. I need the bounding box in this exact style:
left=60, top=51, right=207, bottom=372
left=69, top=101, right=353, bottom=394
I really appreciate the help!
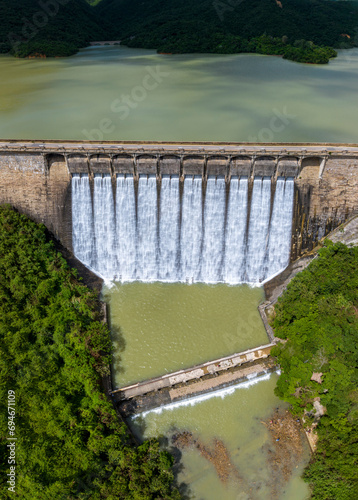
left=0, top=0, right=357, bottom=62
left=271, top=241, right=358, bottom=499
left=0, top=0, right=107, bottom=57
left=0, top=205, right=180, bottom=499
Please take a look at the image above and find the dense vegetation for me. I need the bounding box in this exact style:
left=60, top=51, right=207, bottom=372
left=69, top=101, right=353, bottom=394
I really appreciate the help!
left=271, top=241, right=358, bottom=499
left=0, top=0, right=357, bottom=62
left=97, top=0, right=358, bottom=63
left=0, top=206, right=180, bottom=499
left=0, top=0, right=107, bottom=57
left=122, top=32, right=337, bottom=64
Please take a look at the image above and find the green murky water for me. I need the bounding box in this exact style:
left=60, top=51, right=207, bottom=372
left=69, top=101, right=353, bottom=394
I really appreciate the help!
left=103, top=282, right=268, bottom=387
left=129, top=372, right=311, bottom=500
left=1, top=46, right=358, bottom=142
left=104, top=282, right=311, bottom=499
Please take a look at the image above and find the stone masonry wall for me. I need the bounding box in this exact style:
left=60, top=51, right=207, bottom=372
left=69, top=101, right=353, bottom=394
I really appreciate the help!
left=292, top=156, right=358, bottom=258
left=0, top=153, right=72, bottom=250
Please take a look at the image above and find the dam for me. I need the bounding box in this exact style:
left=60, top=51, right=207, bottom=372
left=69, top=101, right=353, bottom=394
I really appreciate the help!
left=2, top=140, right=355, bottom=382
left=1, top=140, right=357, bottom=267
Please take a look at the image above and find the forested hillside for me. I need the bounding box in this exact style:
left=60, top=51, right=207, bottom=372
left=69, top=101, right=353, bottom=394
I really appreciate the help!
left=96, top=0, right=358, bottom=62
left=271, top=242, right=358, bottom=499
left=0, top=206, right=180, bottom=499
left=97, top=0, right=358, bottom=47
left=0, top=0, right=358, bottom=61
left=0, top=0, right=107, bottom=57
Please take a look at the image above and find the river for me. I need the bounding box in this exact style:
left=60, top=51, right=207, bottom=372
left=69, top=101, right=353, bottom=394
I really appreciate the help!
left=130, top=372, right=311, bottom=500
left=1, top=45, right=358, bottom=142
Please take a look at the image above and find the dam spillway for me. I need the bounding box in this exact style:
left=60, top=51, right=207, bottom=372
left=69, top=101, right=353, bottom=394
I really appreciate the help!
left=71, top=174, right=294, bottom=284
left=1, top=141, right=357, bottom=264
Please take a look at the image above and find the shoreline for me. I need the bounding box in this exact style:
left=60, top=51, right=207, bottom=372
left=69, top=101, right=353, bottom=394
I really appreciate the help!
left=1, top=40, right=341, bottom=65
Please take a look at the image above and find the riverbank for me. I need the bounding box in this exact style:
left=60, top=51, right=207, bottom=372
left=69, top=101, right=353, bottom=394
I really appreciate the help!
left=123, top=35, right=338, bottom=64
left=262, top=408, right=307, bottom=499
left=269, top=239, right=358, bottom=498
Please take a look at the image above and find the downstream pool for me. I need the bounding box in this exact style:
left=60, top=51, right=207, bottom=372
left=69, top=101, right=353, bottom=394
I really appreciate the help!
left=103, top=282, right=268, bottom=387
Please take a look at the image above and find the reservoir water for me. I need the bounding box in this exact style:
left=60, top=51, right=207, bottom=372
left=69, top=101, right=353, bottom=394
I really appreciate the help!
left=1, top=45, right=358, bottom=142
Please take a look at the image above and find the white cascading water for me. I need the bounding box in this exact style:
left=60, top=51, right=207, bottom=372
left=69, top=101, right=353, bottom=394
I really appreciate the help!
left=201, top=176, right=226, bottom=283
left=116, top=174, right=137, bottom=281
left=159, top=175, right=180, bottom=282
left=93, top=174, right=118, bottom=278
left=71, top=174, right=95, bottom=268
left=133, top=370, right=279, bottom=418
left=265, top=177, right=295, bottom=278
left=71, top=174, right=294, bottom=284
left=223, top=176, right=248, bottom=284
left=136, top=175, right=158, bottom=281
left=180, top=176, right=203, bottom=282
left=245, top=177, right=272, bottom=283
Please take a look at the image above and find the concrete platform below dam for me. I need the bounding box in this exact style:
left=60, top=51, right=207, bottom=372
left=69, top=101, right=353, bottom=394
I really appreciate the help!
left=111, top=343, right=275, bottom=416
left=115, top=357, right=277, bottom=418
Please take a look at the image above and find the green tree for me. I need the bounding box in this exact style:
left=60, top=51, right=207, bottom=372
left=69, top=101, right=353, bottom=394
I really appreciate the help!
left=0, top=205, right=180, bottom=499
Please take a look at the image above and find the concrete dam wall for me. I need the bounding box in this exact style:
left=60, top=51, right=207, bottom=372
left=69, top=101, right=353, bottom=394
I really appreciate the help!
left=0, top=141, right=357, bottom=269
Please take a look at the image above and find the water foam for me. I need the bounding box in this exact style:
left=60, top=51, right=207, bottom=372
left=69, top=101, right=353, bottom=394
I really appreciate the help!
left=132, top=370, right=279, bottom=419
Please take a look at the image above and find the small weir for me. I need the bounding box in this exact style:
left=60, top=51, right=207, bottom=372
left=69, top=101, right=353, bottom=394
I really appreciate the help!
left=131, top=369, right=277, bottom=419
left=112, top=345, right=276, bottom=418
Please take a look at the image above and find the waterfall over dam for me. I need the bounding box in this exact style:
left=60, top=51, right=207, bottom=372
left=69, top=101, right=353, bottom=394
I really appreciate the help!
left=71, top=174, right=294, bottom=284
left=0, top=141, right=358, bottom=262
left=1, top=141, right=357, bottom=263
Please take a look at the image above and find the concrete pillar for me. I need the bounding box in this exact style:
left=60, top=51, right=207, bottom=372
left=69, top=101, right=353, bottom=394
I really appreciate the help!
left=252, top=156, right=276, bottom=178
left=67, top=155, right=89, bottom=175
